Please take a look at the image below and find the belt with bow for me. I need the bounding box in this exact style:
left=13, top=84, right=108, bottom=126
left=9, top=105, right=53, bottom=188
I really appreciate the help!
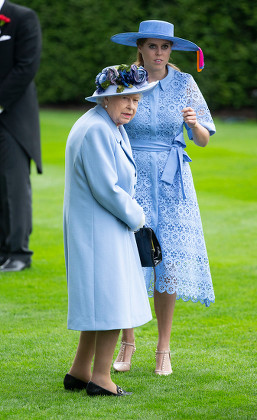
left=132, top=134, right=192, bottom=199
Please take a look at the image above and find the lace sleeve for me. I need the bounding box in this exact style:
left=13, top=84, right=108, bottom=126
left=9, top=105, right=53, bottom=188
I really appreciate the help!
left=185, top=75, right=216, bottom=139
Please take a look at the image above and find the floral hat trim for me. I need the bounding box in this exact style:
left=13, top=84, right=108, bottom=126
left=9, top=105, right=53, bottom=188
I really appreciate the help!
left=0, top=15, right=11, bottom=26
left=95, top=64, right=148, bottom=94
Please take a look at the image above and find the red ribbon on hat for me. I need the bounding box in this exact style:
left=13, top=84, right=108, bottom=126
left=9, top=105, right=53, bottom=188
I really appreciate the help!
left=197, top=48, right=204, bottom=72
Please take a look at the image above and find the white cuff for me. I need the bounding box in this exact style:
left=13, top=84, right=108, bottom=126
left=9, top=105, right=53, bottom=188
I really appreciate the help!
left=134, top=213, right=145, bottom=231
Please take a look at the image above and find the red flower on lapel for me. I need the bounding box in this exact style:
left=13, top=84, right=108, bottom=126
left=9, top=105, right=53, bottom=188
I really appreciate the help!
left=0, top=15, right=11, bottom=27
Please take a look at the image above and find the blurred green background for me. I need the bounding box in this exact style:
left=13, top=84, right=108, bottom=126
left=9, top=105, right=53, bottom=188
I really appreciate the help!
left=14, top=0, right=257, bottom=112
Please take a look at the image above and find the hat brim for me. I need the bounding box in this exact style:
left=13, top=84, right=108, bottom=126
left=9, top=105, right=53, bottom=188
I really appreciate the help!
left=111, top=33, right=199, bottom=52
left=85, top=81, right=158, bottom=103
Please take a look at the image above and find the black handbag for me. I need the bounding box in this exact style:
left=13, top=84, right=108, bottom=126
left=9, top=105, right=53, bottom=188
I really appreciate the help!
left=135, top=226, right=162, bottom=267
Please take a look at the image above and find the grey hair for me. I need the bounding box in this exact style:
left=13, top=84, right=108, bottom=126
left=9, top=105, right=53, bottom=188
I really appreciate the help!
left=95, top=97, right=105, bottom=105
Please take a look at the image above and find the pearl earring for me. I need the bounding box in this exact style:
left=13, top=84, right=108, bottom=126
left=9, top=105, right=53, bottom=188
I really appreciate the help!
left=105, top=105, right=107, bottom=109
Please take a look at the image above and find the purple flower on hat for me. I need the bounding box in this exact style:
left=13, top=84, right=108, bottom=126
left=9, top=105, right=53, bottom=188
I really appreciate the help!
left=130, top=64, right=148, bottom=85
left=107, top=66, right=119, bottom=83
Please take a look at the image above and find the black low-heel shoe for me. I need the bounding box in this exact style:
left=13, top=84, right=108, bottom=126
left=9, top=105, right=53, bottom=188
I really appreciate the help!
left=86, top=381, right=132, bottom=397
left=63, top=373, right=88, bottom=391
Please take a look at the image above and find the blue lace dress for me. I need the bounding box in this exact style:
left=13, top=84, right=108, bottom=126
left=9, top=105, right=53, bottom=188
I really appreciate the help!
left=125, top=66, right=215, bottom=307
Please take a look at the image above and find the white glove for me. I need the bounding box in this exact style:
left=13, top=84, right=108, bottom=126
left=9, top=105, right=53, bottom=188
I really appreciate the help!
left=134, top=213, right=145, bottom=231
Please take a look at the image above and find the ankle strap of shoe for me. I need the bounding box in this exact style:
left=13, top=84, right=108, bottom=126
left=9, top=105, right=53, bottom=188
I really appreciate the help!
left=121, top=341, right=136, bottom=347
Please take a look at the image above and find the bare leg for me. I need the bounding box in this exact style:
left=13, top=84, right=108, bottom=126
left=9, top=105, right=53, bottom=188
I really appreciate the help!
left=91, top=329, right=120, bottom=393
left=154, top=290, right=176, bottom=374
left=121, top=328, right=135, bottom=343
left=112, top=327, right=136, bottom=371
left=69, top=331, right=96, bottom=382
left=154, top=290, right=176, bottom=350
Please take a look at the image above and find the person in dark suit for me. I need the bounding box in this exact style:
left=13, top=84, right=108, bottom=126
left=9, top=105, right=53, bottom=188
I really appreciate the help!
left=0, top=0, right=42, bottom=272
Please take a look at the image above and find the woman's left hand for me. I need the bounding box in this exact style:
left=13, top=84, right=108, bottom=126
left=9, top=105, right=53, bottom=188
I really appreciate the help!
left=182, top=107, right=210, bottom=147
left=181, top=107, right=197, bottom=128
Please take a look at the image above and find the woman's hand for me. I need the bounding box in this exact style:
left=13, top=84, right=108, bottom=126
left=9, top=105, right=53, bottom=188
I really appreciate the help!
left=181, top=107, right=210, bottom=147
left=182, top=107, right=197, bottom=128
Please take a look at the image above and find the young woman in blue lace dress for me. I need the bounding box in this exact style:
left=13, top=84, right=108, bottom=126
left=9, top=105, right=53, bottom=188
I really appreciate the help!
left=111, top=20, right=215, bottom=375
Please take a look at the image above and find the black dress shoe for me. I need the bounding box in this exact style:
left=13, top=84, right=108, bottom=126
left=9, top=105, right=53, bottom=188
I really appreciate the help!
left=0, top=258, right=31, bottom=272
left=63, top=373, right=88, bottom=391
left=86, top=381, right=132, bottom=397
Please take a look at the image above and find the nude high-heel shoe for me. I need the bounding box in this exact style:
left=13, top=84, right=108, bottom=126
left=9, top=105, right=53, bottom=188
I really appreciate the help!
left=155, top=349, right=173, bottom=375
left=113, top=341, right=136, bottom=372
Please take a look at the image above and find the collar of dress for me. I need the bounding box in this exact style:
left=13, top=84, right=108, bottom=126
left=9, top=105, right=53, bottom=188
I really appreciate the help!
left=159, top=66, right=176, bottom=91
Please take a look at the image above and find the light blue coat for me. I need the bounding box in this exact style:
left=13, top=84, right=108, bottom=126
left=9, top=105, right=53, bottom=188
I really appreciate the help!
left=63, top=105, right=152, bottom=331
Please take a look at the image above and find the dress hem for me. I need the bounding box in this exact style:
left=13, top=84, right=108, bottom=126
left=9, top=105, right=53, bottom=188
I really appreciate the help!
left=148, top=289, right=215, bottom=307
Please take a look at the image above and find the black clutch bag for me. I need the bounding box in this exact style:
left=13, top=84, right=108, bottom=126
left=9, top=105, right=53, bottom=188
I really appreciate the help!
left=135, top=226, right=162, bottom=267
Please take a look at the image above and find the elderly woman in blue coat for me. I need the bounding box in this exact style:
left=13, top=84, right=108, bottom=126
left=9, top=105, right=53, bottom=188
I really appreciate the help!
left=63, top=64, right=157, bottom=397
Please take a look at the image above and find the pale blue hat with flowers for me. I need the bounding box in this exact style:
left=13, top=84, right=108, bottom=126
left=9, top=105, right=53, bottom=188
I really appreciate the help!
left=86, top=64, right=158, bottom=102
left=111, top=20, right=204, bottom=72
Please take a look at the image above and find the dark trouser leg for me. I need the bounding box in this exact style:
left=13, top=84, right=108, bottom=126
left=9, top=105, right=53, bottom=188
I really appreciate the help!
left=0, top=127, right=33, bottom=263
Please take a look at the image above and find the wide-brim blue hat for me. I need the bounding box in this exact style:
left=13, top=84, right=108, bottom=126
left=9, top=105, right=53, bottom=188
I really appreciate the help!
left=85, top=64, right=158, bottom=102
left=111, top=20, right=204, bottom=71
left=86, top=81, right=158, bottom=102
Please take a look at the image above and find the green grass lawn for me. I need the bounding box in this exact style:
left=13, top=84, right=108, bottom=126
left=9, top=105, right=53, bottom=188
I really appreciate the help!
left=0, top=109, right=256, bottom=419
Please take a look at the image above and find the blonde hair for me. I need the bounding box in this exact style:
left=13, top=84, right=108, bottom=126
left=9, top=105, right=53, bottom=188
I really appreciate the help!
left=135, top=38, right=180, bottom=72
